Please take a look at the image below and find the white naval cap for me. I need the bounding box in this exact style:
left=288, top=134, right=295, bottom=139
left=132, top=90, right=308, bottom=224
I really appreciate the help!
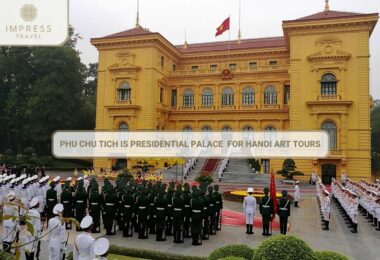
left=247, top=187, right=254, bottom=193
left=31, top=175, right=38, bottom=180
left=53, top=203, right=64, bottom=214
left=39, top=177, right=45, bottom=183
left=66, top=177, right=72, bottom=181
left=94, top=238, right=109, bottom=256
left=77, top=177, right=83, bottom=181
left=30, top=197, right=39, bottom=208
left=53, top=176, right=61, bottom=182
left=7, top=191, right=16, bottom=200
left=295, top=181, right=300, bottom=184
left=80, top=215, right=93, bottom=229
left=10, top=178, right=17, bottom=184
left=22, top=178, right=29, bottom=185
left=20, top=174, right=27, bottom=179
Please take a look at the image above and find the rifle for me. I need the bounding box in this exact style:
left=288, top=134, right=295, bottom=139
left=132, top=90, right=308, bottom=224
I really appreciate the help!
left=36, top=218, right=45, bottom=260
left=61, top=231, right=70, bottom=260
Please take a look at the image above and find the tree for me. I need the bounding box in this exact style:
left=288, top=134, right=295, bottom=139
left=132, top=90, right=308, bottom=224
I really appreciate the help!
left=277, top=158, right=304, bottom=180
left=371, top=102, right=380, bottom=173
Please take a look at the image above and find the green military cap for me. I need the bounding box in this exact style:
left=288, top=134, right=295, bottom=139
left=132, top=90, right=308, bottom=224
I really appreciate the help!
left=50, top=182, right=55, bottom=188
left=281, top=190, right=288, bottom=197
left=137, top=183, right=143, bottom=190
left=208, top=186, right=213, bottom=193
left=191, top=185, right=197, bottom=192
left=147, top=182, right=153, bottom=189
left=184, top=184, right=190, bottom=192
left=264, top=187, right=269, bottom=194
left=162, top=183, right=167, bottom=190
left=214, top=184, right=219, bottom=191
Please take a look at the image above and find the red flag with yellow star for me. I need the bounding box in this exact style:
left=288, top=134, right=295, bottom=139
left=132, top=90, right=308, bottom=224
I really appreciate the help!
left=215, top=17, right=230, bottom=37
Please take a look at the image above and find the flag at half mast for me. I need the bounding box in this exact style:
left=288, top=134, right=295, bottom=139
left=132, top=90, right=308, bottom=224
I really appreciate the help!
left=215, top=17, right=230, bottom=37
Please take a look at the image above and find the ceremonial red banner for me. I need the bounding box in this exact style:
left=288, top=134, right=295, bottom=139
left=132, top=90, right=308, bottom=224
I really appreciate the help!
left=270, top=171, right=278, bottom=220
left=215, top=17, right=230, bottom=36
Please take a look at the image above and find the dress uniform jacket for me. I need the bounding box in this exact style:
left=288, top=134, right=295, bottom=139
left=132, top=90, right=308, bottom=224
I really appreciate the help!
left=47, top=216, right=66, bottom=260
left=73, top=232, right=95, bottom=260
left=243, top=195, right=256, bottom=224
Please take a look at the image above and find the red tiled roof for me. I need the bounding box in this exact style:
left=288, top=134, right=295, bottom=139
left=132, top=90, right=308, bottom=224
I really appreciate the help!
left=285, top=10, right=377, bottom=22
left=99, top=26, right=155, bottom=39
left=176, top=37, right=286, bottom=54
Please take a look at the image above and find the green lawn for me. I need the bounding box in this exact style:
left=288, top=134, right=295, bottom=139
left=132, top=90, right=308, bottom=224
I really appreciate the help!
left=108, top=254, right=146, bottom=260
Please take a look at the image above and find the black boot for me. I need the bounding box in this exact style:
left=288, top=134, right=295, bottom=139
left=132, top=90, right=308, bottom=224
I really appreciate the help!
left=351, top=223, right=358, bottom=233
left=294, top=201, right=299, bottom=208
left=246, top=224, right=250, bottom=234
left=250, top=225, right=254, bottom=234
left=376, top=222, right=380, bottom=231
left=372, top=218, right=378, bottom=227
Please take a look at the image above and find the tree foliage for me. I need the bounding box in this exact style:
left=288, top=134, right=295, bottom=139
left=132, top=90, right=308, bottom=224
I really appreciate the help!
left=277, top=158, right=304, bottom=180
left=371, top=101, right=380, bottom=172
left=0, top=27, right=96, bottom=156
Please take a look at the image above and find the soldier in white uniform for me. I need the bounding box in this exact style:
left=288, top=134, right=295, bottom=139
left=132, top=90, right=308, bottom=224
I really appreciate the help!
left=93, top=238, right=109, bottom=260
left=311, top=171, right=317, bottom=185
left=243, top=187, right=256, bottom=235
left=2, top=191, right=18, bottom=252
left=47, top=203, right=66, bottom=260
left=74, top=215, right=95, bottom=260
left=24, top=197, right=41, bottom=260
left=36, top=177, right=46, bottom=216
left=341, top=172, right=347, bottom=186
left=294, top=181, right=300, bottom=207
left=321, top=190, right=331, bottom=230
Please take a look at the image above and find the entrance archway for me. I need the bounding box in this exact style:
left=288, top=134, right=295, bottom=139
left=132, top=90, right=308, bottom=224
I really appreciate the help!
left=321, top=164, right=336, bottom=184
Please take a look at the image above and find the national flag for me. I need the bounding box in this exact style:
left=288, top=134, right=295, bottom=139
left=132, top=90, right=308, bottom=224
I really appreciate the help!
left=270, top=170, right=278, bottom=221
left=215, top=17, right=230, bottom=37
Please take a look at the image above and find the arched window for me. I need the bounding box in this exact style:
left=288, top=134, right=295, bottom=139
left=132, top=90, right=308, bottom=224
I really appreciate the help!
left=222, top=87, right=234, bottom=106
left=265, top=126, right=276, bottom=131
left=321, top=73, right=337, bottom=95
left=264, top=85, right=277, bottom=105
left=243, top=126, right=254, bottom=131
left=182, top=126, right=192, bottom=131
left=202, top=125, right=212, bottom=131
left=222, top=125, right=232, bottom=131
left=118, top=82, right=131, bottom=101
left=242, top=87, right=255, bottom=105
left=322, top=121, right=337, bottom=149
left=202, top=88, right=213, bottom=107
left=183, top=89, right=194, bottom=107
left=118, top=122, right=128, bottom=131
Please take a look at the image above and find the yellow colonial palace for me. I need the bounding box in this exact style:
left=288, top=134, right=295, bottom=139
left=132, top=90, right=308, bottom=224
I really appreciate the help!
left=91, top=4, right=378, bottom=182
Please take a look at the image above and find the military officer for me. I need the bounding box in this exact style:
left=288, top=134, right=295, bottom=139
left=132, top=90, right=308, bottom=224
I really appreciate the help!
left=93, top=238, right=109, bottom=260
left=259, top=187, right=274, bottom=236
left=61, top=177, right=73, bottom=229
left=214, top=185, right=223, bottom=231
left=243, top=187, right=256, bottom=235
left=136, top=185, right=149, bottom=239
left=172, top=185, right=185, bottom=243
left=277, top=190, right=291, bottom=235
left=122, top=185, right=135, bottom=237
left=104, top=186, right=117, bottom=235
left=182, top=183, right=192, bottom=238
left=165, top=185, right=175, bottom=236
left=190, top=188, right=203, bottom=246
left=54, top=176, right=62, bottom=202
left=2, top=192, right=17, bottom=252
left=155, top=184, right=167, bottom=241
left=89, top=182, right=103, bottom=233
left=74, top=181, right=87, bottom=231
left=73, top=215, right=95, bottom=260
left=46, top=182, right=58, bottom=222
left=294, top=181, right=300, bottom=208
left=47, top=203, right=66, bottom=260
left=200, top=184, right=210, bottom=240
left=24, top=197, right=41, bottom=260
left=207, top=186, right=217, bottom=235
left=321, top=190, right=331, bottom=230
left=147, top=184, right=157, bottom=234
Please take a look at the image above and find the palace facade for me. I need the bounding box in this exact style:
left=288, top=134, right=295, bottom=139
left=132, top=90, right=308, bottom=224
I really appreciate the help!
left=91, top=6, right=378, bottom=183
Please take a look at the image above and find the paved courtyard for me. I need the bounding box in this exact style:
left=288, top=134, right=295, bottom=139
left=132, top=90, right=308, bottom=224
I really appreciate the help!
left=1, top=193, right=380, bottom=260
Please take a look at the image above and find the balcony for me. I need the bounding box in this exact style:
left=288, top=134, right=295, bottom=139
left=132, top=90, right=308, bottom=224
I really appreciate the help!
left=170, top=104, right=288, bottom=113
left=170, top=65, right=289, bottom=77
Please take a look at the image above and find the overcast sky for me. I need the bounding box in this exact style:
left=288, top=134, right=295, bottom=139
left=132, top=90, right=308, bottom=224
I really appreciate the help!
left=70, top=0, right=380, bottom=99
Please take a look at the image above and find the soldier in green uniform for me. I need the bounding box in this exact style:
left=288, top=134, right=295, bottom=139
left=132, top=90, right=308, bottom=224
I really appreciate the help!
left=61, top=179, right=73, bottom=229
left=89, top=181, right=103, bottom=233
left=172, top=185, right=184, bottom=243
left=200, top=184, right=210, bottom=240
left=147, top=183, right=157, bottom=234
left=101, top=177, right=112, bottom=228
left=46, top=182, right=58, bottom=222
left=183, top=183, right=192, bottom=238
left=165, top=184, right=175, bottom=236
left=277, top=190, right=291, bottom=235
left=104, top=186, right=118, bottom=235
left=154, top=184, right=167, bottom=241
left=190, top=187, right=204, bottom=246
left=259, top=187, right=274, bottom=236
left=136, top=185, right=149, bottom=239
left=214, top=184, right=223, bottom=230
left=74, top=181, right=87, bottom=231
left=207, top=186, right=217, bottom=235
left=122, top=185, right=135, bottom=237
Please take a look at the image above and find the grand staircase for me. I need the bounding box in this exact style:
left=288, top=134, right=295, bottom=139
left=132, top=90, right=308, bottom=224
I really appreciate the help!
left=163, top=158, right=206, bottom=181
left=201, top=159, right=220, bottom=174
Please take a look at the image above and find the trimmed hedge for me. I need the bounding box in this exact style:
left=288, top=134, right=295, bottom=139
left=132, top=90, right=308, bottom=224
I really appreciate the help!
left=253, top=235, right=315, bottom=260
left=109, top=245, right=206, bottom=260
left=218, top=257, right=247, bottom=260
left=209, top=244, right=255, bottom=260
left=314, top=251, right=349, bottom=260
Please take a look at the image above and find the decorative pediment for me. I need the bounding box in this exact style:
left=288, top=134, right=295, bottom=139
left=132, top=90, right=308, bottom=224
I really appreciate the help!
left=308, top=49, right=351, bottom=62
left=315, top=36, right=342, bottom=46
left=108, top=62, right=141, bottom=72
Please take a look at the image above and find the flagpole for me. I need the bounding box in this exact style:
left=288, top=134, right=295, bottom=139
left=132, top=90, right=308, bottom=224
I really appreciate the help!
left=227, top=15, right=231, bottom=68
